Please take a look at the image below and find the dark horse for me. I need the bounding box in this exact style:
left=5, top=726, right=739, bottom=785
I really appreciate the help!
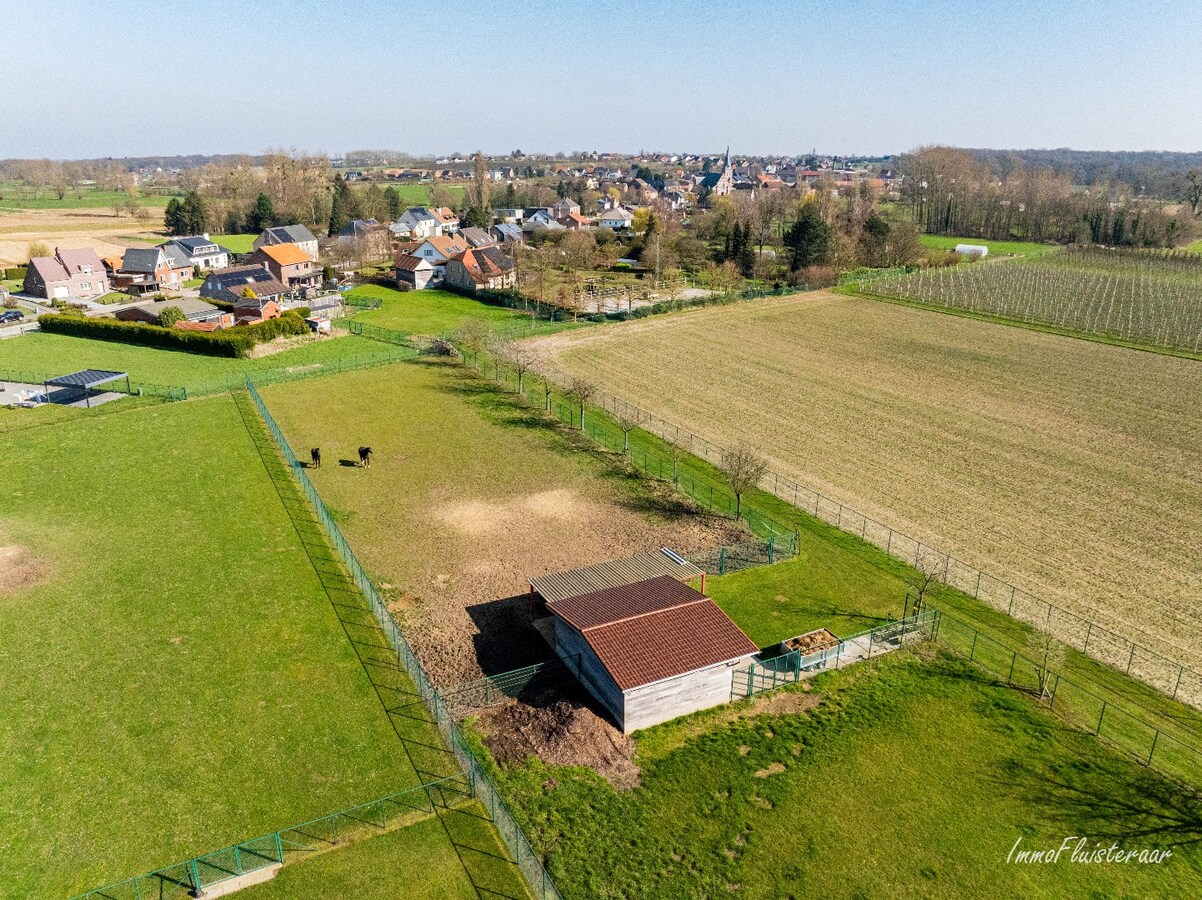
left=358, top=446, right=372, bottom=468
left=310, top=448, right=321, bottom=469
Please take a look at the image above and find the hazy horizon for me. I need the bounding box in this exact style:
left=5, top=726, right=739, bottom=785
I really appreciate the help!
left=3, top=0, right=1200, bottom=159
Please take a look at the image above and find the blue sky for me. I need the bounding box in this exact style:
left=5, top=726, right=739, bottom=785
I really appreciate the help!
left=2, top=0, right=1200, bottom=158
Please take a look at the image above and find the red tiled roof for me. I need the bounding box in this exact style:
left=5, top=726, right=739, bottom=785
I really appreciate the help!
left=550, top=575, right=758, bottom=690
left=549, top=574, right=701, bottom=630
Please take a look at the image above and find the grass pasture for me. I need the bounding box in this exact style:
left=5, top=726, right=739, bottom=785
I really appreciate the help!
left=533, top=291, right=1202, bottom=671
left=0, top=331, right=403, bottom=396
left=919, top=233, right=1059, bottom=257
left=0, top=395, right=421, bottom=897
left=482, top=650, right=1201, bottom=899
left=0, top=185, right=179, bottom=210
left=346, top=283, right=577, bottom=337
left=259, top=358, right=742, bottom=686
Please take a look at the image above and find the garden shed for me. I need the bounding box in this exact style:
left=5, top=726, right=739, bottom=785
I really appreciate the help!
left=546, top=575, right=758, bottom=733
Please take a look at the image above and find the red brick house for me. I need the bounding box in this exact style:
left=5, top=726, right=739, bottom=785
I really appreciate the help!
left=246, top=243, right=321, bottom=291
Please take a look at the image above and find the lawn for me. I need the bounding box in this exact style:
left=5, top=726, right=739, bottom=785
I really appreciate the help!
left=239, top=806, right=523, bottom=900
left=484, top=650, right=1201, bottom=899
left=0, top=395, right=421, bottom=896
left=346, top=282, right=579, bottom=337
left=214, top=233, right=258, bottom=254
left=1186, top=239, right=1202, bottom=254
left=920, top=233, right=1060, bottom=257
left=0, top=331, right=403, bottom=395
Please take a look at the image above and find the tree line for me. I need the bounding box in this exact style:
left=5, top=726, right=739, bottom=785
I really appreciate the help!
left=899, top=147, right=1196, bottom=248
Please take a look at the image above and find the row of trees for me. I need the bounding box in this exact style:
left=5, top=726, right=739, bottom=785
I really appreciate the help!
left=899, top=147, right=1195, bottom=247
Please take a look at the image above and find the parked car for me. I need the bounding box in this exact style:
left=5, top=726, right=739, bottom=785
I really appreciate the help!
left=0, top=310, right=24, bottom=324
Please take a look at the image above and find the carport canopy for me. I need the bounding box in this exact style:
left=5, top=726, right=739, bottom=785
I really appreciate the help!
left=44, top=369, right=130, bottom=407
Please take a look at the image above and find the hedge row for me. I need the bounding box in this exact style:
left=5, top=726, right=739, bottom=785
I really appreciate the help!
left=3, top=266, right=28, bottom=281
left=38, top=311, right=309, bottom=358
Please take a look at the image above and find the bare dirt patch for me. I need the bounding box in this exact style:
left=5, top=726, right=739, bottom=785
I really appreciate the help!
left=263, top=360, right=747, bottom=688
left=754, top=762, right=786, bottom=778
left=475, top=696, right=640, bottom=788
left=0, top=207, right=165, bottom=267
left=0, top=545, right=48, bottom=597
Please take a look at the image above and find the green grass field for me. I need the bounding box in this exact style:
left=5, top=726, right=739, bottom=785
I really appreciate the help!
left=239, top=805, right=523, bottom=900
left=347, top=283, right=578, bottom=337
left=213, top=233, right=258, bottom=254
left=0, top=186, right=178, bottom=210
left=920, top=234, right=1059, bottom=257
left=483, top=651, right=1200, bottom=899
left=0, top=331, right=402, bottom=395
left=1186, top=239, right=1202, bottom=254
left=378, top=183, right=465, bottom=206
left=0, top=395, right=422, bottom=896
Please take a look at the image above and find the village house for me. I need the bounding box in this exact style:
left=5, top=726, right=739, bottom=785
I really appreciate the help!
left=115, top=296, right=231, bottom=328
left=247, top=243, right=321, bottom=291
left=489, top=223, right=524, bottom=245
left=390, top=207, right=441, bottom=240
left=338, top=219, right=391, bottom=260
left=411, top=234, right=470, bottom=264
left=492, top=207, right=524, bottom=224
left=23, top=247, right=109, bottom=300
left=596, top=207, right=634, bottom=231
left=160, top=234, right=231, bottom=271
left=458, top=226, right=497, bottom=249
left=444, top=246, right=516, bottom=293
left=253, top=224, right=320, bottom=261
left=233, top=294, right=281, bottom=325
left=551, top=196, right=582, bottom=219
left=557, top=211, right=591, bottom=231
left=113, top=247, right=190, bottom=295
left=432, top=206, right=460, bottom=234
left=394, top=254, right=435, bottom=290
left=200, top=265, right=290, bottom=305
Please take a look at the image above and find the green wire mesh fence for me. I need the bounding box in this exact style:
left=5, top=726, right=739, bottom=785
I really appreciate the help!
left=244, top=379, right=562, bottom=900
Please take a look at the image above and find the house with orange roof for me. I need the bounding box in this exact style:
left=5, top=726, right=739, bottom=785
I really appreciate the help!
left=246, top=242, right=320, bottom=291
left=444, top=246, right=516, bottom=293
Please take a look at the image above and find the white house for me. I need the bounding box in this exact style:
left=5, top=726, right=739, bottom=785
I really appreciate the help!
left=392, top=207, right=441, bottom=240
left=597, top=207, right=634, bottom=231
left=160, top=234, right=231, bottom=271
left=411, top=234, right=470, bottom=264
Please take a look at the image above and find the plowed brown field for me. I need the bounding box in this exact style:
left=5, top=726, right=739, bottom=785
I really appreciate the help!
left=534, top=291, right=1202, bottom=666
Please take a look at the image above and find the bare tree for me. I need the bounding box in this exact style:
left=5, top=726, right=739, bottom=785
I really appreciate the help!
left=905, top=564, right=941, bottom=616
left=454, top=319, right=488, bottom=370
left=565, top=376, right=596, bottom=430
left=614, top=408, right=640, bottom=453
left=1028, top=617, right=1067, bottom=701
left=718, top=444, right=768, bottom=519
left=499, top=343, right=534, bottom=396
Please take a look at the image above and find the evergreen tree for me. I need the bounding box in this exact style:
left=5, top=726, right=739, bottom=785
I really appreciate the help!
left=178, top=191, right=208, bottom=235
left=783, top=204, right=832, bottom=272
left=383, top=185, right=402, bottom=219
left=328, top=174, right=359, bottom=235
left=737, top=221, right=756, bottom=276
left=163, top=197, right=184, bottom=235
left=464, top=206, right=490, bottom=228
left=502, top=182, right=517, bottom=208
left=246, top=193, right=276, bottom=233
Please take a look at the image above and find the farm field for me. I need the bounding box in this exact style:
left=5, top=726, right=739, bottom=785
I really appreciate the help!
left=533, top=291, right=1202, bottom=669
left=863, top=245, right=1202, bottom=354
left=0, top=395, right=423, bottom=897
left=0, top=206, right=166, bottom=267
left=0, top=331, right=403, bottom=395
left=346, top=283, right=576, bottom=337
left=259, top=358, right=744, bottom=688
left=482, top=649, right=1201, bottom=899
left=0, top=184, right=179, bottom=210
left=919, top=233, right=1060, bottom=257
